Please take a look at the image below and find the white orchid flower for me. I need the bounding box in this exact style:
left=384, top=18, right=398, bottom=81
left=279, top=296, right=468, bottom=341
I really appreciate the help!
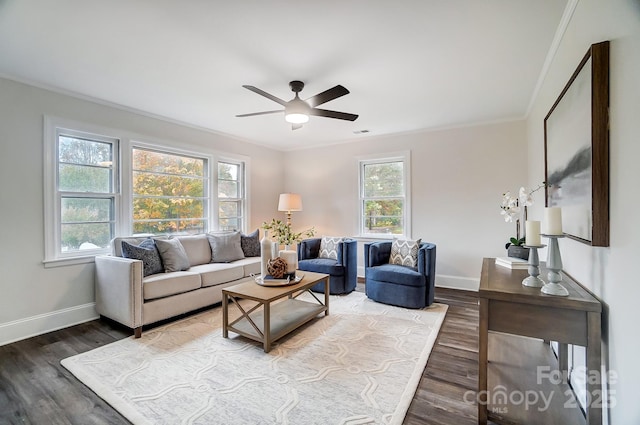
left=519, top=186, right=534, bottom=207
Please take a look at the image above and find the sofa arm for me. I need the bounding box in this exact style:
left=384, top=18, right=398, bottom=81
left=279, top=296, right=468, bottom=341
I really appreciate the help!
left=364, top=241, right=392, bottom=267
left=95, top=255, right=144, bottom=331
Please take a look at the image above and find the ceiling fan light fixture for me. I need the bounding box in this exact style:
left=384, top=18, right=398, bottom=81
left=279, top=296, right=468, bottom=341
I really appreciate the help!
left=284, top=95, right=310, bottom=124
left=284, top=112, right=309, bottom=124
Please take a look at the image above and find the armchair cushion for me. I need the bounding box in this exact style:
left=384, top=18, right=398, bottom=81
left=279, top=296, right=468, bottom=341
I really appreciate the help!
left=319, top=236, right=343, bottom=260
left=389, top=238, right=421, bottom=267
left=297, top=258, right=345, bottom=276
left=366, top=263, right=424, bottom=287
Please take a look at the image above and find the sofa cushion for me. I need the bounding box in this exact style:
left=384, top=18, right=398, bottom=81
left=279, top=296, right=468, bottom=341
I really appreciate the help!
left=319, top=236, right=343, bottom=260
left=231, top=257, right=262, bottom=277
left=298, top=258, right=344, bottom=276
left=207, top=231, right=245, bottom=263
left=189, top=263, right=245, bottom=287
left=142, top=271, right=201, bottom=300
left=240, top=229, right=261, bottom=257
left=176, top=234, right=212, bottom=266
left=155, top=238, right=191, bottom=272
left=367, top=263, right=425, bottom=287
left=389, top=238, right=421, bottom=268
left=121, top=239, right=164, bottom=277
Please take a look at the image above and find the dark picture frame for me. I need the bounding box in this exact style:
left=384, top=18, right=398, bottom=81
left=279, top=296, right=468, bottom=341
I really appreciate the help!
left=544, top=41, right=609, bottom=247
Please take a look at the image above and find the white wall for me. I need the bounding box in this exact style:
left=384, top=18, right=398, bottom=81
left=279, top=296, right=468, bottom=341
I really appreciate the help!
left=525, top=0, right=640, bottom=422
left=284, top=120, right=528, bottom=290
left=0, top=77, right=284, bottom=345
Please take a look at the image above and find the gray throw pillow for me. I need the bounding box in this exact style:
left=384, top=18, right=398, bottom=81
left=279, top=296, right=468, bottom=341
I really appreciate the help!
left=241, top=229, right=260, bottom=257
left=389, top=238, right=422, bottom=268
left=154, top=238, right=191, bottom=272
left=121, top=239, right=164, bottom=277
left=319, top=236, right=343, bottom=260
left=207, top=231, right=245, bottom=263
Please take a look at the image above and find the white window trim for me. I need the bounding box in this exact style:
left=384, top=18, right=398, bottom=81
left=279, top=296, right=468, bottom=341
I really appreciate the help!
left=356, top=150, right=411, bottom=239
left=44, top=116, right=251, bottom=266
left=215, top=157, right=248, bottom=232
left=44, top=116, right=121, bottom=266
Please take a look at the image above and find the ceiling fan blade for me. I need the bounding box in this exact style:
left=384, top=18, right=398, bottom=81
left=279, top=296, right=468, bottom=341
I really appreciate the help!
left=305, top=85, right=349, bottom=108
left=235, top=110, right=282, bottom=118
left=242, top=85, right=288, bottom=106
left=292, top=124, right=303, bottom=131
left=310, top=108, right=359, bottom=121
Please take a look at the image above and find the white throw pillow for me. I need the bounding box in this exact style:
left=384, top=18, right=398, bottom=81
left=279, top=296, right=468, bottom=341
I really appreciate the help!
left=389, top=238, right=422, bottom=268
left=319, top=236, right=343, bottom=260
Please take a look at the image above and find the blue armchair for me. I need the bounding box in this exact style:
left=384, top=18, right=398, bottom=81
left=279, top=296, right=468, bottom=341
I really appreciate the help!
left=297, top=238, right=357, bottom=294
left=364, top=241, right=436, bottom=308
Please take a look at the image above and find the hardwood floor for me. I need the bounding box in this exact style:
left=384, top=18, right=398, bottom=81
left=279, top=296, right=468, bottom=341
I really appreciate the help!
left=0, top=287, right=481, bottom=425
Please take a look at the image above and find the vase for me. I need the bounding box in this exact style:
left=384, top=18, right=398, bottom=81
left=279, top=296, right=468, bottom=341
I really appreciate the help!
left=278, top=246, right=297, bottom=280
left=260, top=230, right=272, bottom=278
left=507, top=245, right=529, bottom=261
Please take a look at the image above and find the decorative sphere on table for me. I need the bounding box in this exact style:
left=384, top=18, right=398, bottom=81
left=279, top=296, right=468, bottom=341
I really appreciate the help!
left=267, top=257, right=287, bottom=279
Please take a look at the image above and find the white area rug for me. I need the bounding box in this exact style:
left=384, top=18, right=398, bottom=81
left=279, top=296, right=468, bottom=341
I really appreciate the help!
left=62, top=292, right=447, bottom=425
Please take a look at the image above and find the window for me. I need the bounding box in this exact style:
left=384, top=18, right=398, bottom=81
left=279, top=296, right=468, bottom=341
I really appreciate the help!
left=131, top=148, right=208, bottom=235
left=48, top=128, right=119, bottom=259
left=44, top=117, right=249, bottom=264
left=359, top=152, right=411, bottom=237
left=217, top=161, right=245, bottom=230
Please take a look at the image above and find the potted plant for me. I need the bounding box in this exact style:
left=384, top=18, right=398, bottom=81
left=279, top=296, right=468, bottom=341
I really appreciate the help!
left=500, top=183, right=546, bottom=260
left=261, top=219, right=315, bottom=249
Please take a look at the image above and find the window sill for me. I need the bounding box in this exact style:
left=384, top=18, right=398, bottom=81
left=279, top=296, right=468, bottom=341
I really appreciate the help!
left=43, top=255, right=97, bottom=268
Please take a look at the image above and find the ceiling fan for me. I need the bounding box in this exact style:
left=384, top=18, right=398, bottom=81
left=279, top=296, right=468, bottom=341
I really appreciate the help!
left=236, top=81, right=358, bottom=130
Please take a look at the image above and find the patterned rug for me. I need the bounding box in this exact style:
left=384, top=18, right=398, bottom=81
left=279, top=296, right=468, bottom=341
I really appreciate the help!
left=62, top=292, right=447, bottom=425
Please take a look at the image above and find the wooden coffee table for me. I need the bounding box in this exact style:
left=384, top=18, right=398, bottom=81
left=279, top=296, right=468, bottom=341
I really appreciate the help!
left=222, top=271, right=329, bottom=352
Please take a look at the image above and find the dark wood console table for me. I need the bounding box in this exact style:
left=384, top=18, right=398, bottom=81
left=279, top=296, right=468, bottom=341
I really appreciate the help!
left=478, top=258, right=602, bottom=425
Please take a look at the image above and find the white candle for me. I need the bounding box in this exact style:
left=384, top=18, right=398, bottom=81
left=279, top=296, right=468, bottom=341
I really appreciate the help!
left=544, top=207, right=563, bottom=235
left=279, top=249, right=297, bottom=275
left=525, top=220, right=541, bottom=246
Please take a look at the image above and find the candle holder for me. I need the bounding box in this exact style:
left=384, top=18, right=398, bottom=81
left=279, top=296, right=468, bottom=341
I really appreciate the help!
left=522, top=244, right=546, bottom=288
left=540, top=234, right=569, bottom=296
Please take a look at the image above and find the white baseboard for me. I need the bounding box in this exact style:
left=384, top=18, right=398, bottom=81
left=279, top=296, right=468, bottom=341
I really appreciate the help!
left=435, top=274, right=479, bottom=291
left=0, top=303, right=98, bottom=347
left=357, top=267, right=479, bottom=292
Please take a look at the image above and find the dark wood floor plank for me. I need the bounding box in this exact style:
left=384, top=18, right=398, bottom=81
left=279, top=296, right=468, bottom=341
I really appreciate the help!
left=0, top=287, right=482, bottom=425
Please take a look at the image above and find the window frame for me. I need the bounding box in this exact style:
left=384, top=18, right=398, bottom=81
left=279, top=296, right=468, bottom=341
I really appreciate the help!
left=215, top=158, right=247, bottom=231
left=357, top=151, right=411, bottom=239
left=44, top=118, right=121, bottom=264
left=44, top=116, right=250, bottom=266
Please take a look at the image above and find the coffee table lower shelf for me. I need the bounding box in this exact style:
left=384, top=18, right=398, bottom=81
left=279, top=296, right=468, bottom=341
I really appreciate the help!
left=228, top=298, right=325, bottom=347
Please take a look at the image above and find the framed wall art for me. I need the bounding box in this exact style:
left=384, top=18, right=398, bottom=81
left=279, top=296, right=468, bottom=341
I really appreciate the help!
left=544, top=41, right=610, bottom=247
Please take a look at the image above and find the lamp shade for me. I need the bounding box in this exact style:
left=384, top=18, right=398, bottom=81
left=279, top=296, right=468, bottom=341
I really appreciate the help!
left=278, top=193, right=303, bottom=212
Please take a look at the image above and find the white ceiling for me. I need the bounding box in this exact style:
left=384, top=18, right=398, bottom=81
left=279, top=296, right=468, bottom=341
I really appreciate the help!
left=0, top=0, right=568, bottom=150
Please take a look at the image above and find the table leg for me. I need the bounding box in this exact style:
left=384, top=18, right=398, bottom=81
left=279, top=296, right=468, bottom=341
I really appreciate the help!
left=586, top=311, right=602, bottom=425
left=558, top=343, right=569, bottom=377
left=324, top=277, right=330, bottom=315
left=222, top=292, right=228, bottom=338
left=263, top=302, right=271, bottom=353
left=478, top=298, right=489, bottom=425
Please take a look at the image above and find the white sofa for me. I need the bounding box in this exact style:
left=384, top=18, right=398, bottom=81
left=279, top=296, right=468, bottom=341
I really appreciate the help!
left=95, top=234, right=260, bottom=337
